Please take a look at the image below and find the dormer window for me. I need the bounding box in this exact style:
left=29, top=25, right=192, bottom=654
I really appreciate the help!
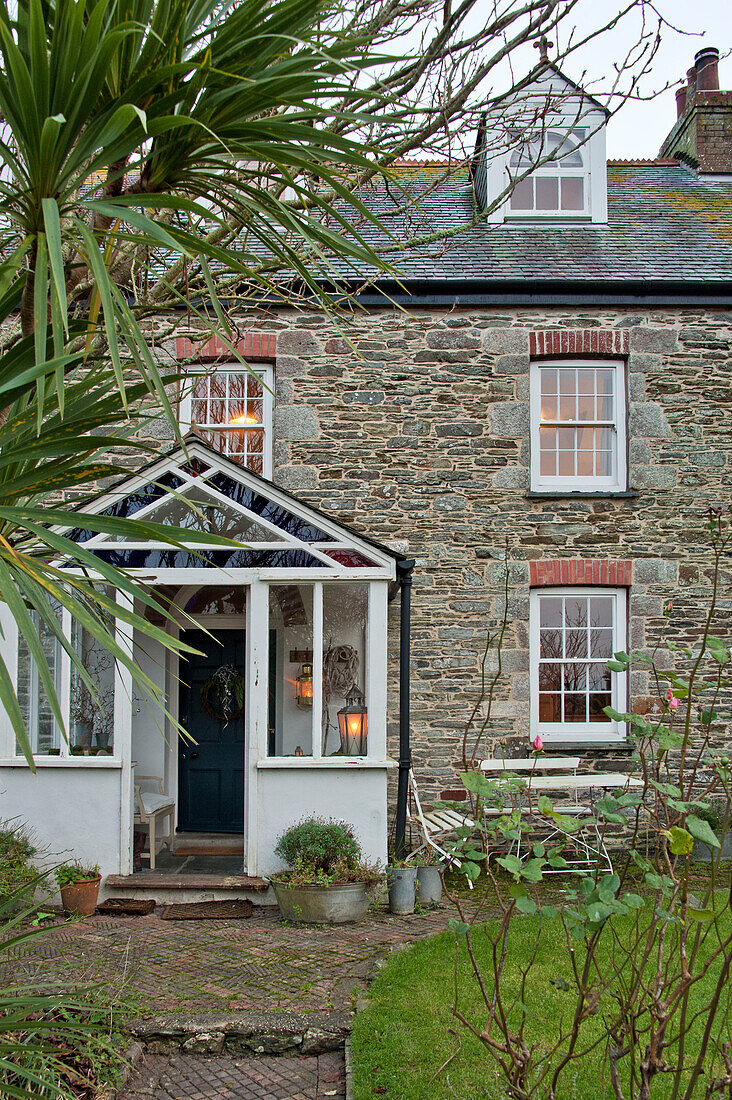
left=508, top=128, right=589, bottom=215
left=477, top=67, right=608, bottom=225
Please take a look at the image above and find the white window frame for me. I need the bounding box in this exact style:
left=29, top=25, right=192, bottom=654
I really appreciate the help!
left=530, top=587, right=627, bottom=744
left=14, top=601, right=128, bottom=764
left=530, top=359, right=627, bottom=493
left=264, top=579, right=384, bottom=763
left=506, top=127, right=590, bottom=219
left=179, top=363, right=274, bottom=479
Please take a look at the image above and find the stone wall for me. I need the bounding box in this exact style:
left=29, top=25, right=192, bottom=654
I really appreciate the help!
left=154, top=306, right=732, bottom=803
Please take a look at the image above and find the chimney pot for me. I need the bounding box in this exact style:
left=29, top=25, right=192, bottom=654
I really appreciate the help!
left=676, top=85, right=687, bottom=118
left=686, top=66, right=697, bottom=94
left=694, top=47, right=720, bottom=91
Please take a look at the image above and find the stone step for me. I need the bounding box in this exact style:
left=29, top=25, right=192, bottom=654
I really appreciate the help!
left=128, top=1009, right=352, bottom=1056
left=104, top=873, right=275, bottom=906
left=107, top=873, right=269, bottom=891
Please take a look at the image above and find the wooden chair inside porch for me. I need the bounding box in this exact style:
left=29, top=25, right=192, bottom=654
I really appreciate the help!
left=134, top=775, right=175, bottom=870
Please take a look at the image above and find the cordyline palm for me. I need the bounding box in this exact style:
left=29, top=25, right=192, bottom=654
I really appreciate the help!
left=0, top=331, right=249, bottom=765
left=0, top=0, right=396, bottom=394
left=0, top=0, right=399, bottom=762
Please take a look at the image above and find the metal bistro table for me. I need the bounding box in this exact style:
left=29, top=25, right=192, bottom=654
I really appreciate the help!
left=480, top=758, right=644, bottom=874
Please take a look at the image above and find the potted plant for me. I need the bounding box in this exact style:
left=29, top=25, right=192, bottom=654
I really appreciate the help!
left=56, top=863, right=101, bottom=917
left=270, top=817, right=380, bottom=924
left=387, top=859, right=418, bottom=914
left=415, top=849, right=443, bottom=907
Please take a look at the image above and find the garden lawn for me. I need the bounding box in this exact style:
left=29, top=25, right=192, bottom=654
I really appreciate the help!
left=351, top=901, right=732, bottom=1100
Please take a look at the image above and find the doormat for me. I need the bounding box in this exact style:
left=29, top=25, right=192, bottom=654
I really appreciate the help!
left=173, top=846, right=243, bottom=856
left=96, top=898, right=156, bottom=916
left=160, top=899, right=253, bottom=920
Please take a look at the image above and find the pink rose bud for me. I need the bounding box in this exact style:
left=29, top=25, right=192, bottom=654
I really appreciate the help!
left=669, top=697, right=680, bottom=711
left=532, top=735, right=544, bottom=752
left=665, top=688, right=674, bottom=702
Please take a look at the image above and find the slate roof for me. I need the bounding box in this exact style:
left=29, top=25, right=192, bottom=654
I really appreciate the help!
left=326, top=161, right=732, bottom=293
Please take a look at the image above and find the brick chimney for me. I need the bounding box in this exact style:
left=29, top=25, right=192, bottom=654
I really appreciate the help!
left=660, top=47, right=732, bottom=172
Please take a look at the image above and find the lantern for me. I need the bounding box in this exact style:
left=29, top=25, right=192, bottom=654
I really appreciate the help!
left=295, top=663, right=313, bottom=708
left=338, top=686, right=368, bottom=756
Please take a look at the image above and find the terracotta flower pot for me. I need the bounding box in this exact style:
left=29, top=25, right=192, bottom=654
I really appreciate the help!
left=60, top=876, right=101, bottom=918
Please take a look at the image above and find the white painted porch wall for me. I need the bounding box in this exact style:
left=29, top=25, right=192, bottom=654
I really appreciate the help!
left=0, top=767, right=122, bottom=889
left=255, top=768, right=387, bottom=874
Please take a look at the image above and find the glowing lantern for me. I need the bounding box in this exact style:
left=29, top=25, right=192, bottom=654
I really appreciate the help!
left=229, top=410, right=260, bottom=426
left=338, top=687, right=367, bottom=756
left=295, top=663, right=313, bottom=708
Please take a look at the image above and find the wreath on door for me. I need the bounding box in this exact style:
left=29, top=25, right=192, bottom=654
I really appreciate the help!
left=200, top=664, right=246, bottom=724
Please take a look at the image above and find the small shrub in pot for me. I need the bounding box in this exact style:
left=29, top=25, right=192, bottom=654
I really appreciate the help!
left=271, top=817, right=380, bottom=924
left=274, top=817, right=362, bottom=874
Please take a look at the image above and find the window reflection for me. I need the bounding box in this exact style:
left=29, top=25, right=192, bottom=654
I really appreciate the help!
left=538, top=593, right=615, bottom=725
left=70, top=621, right=115, bottom=755
left=193, top=370, right=266, bottom=471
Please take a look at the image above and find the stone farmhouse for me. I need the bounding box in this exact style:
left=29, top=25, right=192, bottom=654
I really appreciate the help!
left=1, top=47, right=731, bottom=897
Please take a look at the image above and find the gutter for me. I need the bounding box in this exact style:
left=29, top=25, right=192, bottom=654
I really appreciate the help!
left=179, top=277, right=732, bottom=312
left=393, top=558, right=415, bottom=860
left=347, top=278, right=732, bottom=309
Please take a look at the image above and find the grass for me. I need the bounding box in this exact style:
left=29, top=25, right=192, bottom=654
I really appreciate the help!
left=351, top=880, right=732, bottom=1100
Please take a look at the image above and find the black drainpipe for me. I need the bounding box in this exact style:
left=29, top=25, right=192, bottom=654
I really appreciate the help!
left=394, top=558, right=415, bottom=859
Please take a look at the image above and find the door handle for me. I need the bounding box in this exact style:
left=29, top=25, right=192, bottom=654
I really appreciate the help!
left=190, top=750, right=200, bottom=759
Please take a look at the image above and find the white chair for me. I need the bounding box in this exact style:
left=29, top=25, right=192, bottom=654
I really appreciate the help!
left=407, top=769, right=476, bottom=879
left=134, top=775, right=175, bottom=870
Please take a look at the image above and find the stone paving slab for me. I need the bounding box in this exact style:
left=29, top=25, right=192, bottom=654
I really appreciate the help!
left=4, top=907, right=449, bottom=1015
left=120, top=1051, right=346, bottom=1100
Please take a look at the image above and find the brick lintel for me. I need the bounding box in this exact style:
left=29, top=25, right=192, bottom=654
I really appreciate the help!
left=529, top=559, right=633, bottom=587
left=529, top=329, right=629, bottom=358
left=176, top=333, right=277, bottom=362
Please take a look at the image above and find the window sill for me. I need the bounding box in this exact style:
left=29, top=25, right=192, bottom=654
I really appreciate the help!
left=538, top=742, right=633, bottom=753
left=527, top=490, right=638, bottom=500
left=504, top=215, right=594, bottom=225
left=257, top=757, right=396, bottom=769
left=0, top=757, right=123, bottom=769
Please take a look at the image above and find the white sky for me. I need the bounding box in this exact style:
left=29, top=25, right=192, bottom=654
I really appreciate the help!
left=557, top=0, right=732, bottom=158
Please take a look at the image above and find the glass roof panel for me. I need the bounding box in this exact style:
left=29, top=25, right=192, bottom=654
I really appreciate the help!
left=65, top=472, right=185, bottom=543
left=320, top=549, right=376, bottom=567
left=206, top=471, right=335, bottom=543
left=91, top=548, right=330, bottom=569
left=109, top=487, right=287, bottom=543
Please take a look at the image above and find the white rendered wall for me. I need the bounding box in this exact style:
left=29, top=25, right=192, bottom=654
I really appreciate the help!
left=254, top=767, right=388, bottom=874
left=0, top=766, right=122, bottom=892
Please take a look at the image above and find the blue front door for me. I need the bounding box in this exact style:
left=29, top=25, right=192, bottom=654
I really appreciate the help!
left=178, top=629, right=245, bottom=833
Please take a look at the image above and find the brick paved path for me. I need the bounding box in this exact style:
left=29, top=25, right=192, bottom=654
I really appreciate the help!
left=7, top=906, right=452, bottom=1099
left=121, top=1051, right=346, bottom=1100
left=7, top=906, right=449, bottom=1014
